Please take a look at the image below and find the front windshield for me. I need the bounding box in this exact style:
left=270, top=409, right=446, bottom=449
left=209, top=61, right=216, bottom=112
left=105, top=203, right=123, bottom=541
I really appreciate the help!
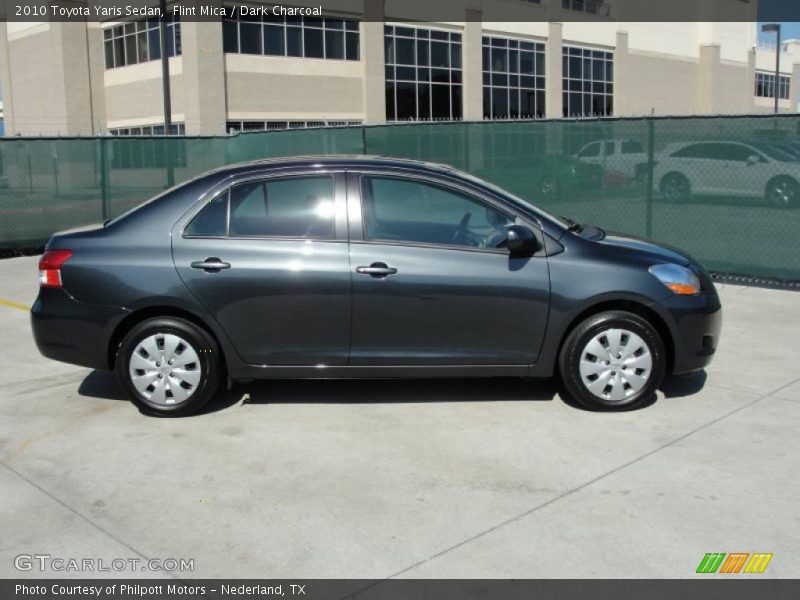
left=750, top=142, right=798, bottom=162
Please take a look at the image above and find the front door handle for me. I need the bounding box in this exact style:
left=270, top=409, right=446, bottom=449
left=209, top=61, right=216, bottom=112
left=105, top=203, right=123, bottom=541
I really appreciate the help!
left=356, top=262, right=398, bottom=277
left=191, top=257, right=231, bottom=272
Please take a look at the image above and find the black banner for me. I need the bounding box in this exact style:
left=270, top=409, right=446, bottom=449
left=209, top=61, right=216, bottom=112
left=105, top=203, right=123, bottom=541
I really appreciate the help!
left=2, top=580, right=800, bottom=600
left=1, top=0, right=799, bottom=23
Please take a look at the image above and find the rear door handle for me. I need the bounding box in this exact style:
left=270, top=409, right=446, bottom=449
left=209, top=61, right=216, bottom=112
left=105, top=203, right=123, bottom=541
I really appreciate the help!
left=191, top=257, right=231, bottom=272
left=356, top=262, right=397, bottom=277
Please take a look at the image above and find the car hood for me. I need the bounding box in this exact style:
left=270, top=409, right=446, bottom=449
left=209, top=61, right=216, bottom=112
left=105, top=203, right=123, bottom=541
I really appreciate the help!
left=596, top=232, right=692, bottom=266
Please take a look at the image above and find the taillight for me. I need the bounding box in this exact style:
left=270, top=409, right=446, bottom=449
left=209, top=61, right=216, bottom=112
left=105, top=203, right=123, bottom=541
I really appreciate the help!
left=38, top=250, right=72, bottom=288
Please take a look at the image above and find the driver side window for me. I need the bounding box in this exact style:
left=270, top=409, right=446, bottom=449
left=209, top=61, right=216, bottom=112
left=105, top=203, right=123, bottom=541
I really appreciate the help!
left=361, top=176, right=514, bottom=249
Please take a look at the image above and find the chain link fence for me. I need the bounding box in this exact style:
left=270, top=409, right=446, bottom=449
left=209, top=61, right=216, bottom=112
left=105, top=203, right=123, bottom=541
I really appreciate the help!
left=1, top=115, right=799, bottom=280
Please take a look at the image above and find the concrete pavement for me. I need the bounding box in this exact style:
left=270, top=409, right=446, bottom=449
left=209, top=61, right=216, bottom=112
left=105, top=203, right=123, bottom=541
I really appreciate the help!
left=0, top=255, right=797, bottom=579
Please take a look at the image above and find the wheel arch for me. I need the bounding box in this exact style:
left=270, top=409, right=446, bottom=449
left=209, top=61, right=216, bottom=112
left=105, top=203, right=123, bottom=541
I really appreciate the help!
left=555, top=298, right=675, bottom=375
left=107, top=305, right=228, bottom=371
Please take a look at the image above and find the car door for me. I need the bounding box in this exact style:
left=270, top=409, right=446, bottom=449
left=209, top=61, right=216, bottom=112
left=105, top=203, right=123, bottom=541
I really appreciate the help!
left=712, top=143, right=761, bottom=197
left=346, top=171, right=551, bottom=366
left=172, top=171, right=351, bottom=366
left=668, top=143, right=721, bottom=195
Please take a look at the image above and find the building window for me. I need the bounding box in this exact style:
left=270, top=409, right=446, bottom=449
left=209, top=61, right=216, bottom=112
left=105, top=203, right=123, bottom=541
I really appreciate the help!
left=482, top=36, right=545, bottom=119
left=755, top=72, right=790, bottom=99
left=562, top=46, right=613, bottom=117
left=562, top=0, right=610, bottom=16
left=108, top=124, right=185, bottom=136
left=385, top=25, right=462, bottom=121
left=222, top=10, right=359, bottom=61
left=103, top=16, right=181, bottom=69
left=226, top=120, right=361, bottom=133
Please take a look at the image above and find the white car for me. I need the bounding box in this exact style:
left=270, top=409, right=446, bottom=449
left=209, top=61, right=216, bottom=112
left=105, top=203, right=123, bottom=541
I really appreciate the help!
left=654, top=140, right=800, bottom=207
left=575, top=139, right=647, bottom=180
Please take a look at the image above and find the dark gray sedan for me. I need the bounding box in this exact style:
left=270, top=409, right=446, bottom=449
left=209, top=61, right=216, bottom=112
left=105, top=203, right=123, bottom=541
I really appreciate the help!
left=31, top=156, right=721, bottom=415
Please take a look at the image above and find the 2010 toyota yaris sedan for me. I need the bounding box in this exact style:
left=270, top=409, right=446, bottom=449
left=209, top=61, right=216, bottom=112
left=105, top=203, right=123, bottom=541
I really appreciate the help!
left=31, top=156, right=721, bottom=416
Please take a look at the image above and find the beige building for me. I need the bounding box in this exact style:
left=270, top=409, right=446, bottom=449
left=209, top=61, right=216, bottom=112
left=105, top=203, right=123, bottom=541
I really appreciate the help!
left=0, top=0, right=798, bottom=137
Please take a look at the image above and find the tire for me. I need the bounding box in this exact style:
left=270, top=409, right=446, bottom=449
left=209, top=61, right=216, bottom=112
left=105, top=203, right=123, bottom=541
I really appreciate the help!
left=765, top=176, right=800, bottom=208
left=558, top=310, right=666, bottom=411
left=659, top=172, right=691, bottom=202
left=115, top=317, right=222, bottom=417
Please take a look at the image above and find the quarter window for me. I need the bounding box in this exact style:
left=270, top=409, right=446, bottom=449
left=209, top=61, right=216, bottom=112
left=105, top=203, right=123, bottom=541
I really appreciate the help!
left=361, top=176, right=514, bottom=249
left=185, top=193, right=228, bottom=237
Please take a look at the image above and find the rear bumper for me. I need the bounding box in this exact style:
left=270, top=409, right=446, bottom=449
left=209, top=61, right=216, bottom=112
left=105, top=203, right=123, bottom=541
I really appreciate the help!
left=655, top=291, right=722, bottom=374
left=31, top=288, right=129, bottom=371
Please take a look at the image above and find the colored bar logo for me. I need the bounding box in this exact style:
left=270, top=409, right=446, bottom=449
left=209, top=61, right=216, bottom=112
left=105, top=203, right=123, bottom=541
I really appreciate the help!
left=696, top=552, right=773, bottom=574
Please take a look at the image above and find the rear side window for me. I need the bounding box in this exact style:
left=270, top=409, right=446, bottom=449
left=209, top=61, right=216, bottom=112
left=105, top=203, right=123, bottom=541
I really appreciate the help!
left=621, top=141, right=643, bottom=154
left=671, top=143, right=715, bottom=159
left=578, top=142, right=600, bottom=157
left=183, top=175, right=335, bottom=239
left=230, top=176, right=334, bottom=238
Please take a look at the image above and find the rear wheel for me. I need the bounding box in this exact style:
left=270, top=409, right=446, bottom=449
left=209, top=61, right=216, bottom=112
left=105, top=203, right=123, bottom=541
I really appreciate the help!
left=765, top=176, right=800, bottom=208
left=659, top=172, right=691, bottom=202
left=558, top=310, right=666, bottom=411
left=115, top=317, right=222, bottom=417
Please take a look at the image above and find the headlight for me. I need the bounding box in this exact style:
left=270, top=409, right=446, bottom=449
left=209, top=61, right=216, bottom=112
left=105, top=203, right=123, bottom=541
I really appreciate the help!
left=648, top=263, right=701, bottom=295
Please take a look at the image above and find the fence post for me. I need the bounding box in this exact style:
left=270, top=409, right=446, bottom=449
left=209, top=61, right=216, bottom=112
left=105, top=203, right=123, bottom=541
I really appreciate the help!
left=645, top=117, right=655, bottom=239
left=100, top=137, right=109, bottom=221
left=27, top=155, right=33, bottom=194
left=166, top=138, right=175, bottom=189
left=361, top=125, right=367, bottom=155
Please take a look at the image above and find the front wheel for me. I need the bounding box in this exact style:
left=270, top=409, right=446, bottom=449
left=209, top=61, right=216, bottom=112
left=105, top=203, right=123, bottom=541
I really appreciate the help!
left=115, top=317, right=222, bottom=416
left=765, top=176, right=800, bottom=208
left=558, top=310, right=666, bottom=411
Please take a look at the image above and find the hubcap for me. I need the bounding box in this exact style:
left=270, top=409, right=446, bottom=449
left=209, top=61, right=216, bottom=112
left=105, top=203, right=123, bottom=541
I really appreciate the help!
left=664, top=176, right=686, bottom=199
left=579, top=328, right=652, bottom=403
left=128, top=333, right=202, bottom=406
left=770, top=181, right=794, bottom=206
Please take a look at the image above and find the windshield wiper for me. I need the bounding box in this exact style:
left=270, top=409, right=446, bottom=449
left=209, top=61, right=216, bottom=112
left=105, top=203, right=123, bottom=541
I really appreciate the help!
left=560, top=216, right=583, bottom=232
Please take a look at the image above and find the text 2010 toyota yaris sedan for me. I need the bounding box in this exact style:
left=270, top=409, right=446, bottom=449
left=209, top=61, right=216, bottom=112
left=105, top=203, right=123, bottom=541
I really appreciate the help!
left=32, top=156, right=721, bottom=416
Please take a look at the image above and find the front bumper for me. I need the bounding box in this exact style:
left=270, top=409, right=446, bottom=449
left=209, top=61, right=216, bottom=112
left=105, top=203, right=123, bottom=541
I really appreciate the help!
left=655, top=291, right=722, bottom=374
left=31, top=288, right=129, bottom=371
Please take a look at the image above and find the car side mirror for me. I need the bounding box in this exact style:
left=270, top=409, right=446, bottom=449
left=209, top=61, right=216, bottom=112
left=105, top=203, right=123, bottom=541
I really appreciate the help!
left=500, top=225, right=538, bottom=257
left=747, top=155, right=760, bottom=166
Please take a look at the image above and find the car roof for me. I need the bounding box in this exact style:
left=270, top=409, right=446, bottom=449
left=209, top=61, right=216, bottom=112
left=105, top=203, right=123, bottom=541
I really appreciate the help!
left=207, top=155, right=459, bottom=177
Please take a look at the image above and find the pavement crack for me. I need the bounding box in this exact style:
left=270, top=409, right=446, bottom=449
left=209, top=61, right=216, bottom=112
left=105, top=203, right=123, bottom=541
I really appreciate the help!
left=0, top=460, right=180, bottom=580
left=375, top=390, right=770, bottom=583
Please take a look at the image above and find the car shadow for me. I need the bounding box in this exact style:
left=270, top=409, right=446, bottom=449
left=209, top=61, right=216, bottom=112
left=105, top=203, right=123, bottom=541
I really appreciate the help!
left=77, top=369, right=707, bottom=416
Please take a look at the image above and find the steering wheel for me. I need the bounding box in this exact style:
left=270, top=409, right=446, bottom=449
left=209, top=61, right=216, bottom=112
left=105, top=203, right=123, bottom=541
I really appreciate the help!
left=451, top=212, right=473, bottom=244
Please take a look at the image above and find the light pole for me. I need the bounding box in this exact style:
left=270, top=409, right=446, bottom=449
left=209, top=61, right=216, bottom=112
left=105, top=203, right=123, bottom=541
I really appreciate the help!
left=762, top=23, right=781, bottom=114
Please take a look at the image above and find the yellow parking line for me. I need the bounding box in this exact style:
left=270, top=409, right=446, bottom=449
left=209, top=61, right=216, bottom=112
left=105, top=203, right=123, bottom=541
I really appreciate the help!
left=0, top=297, right=30, bottom=312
